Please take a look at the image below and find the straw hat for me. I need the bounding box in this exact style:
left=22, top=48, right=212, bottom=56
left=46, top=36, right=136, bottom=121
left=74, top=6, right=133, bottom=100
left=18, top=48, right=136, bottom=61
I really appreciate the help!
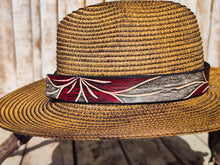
left=0, top=1, right=219, bottom=140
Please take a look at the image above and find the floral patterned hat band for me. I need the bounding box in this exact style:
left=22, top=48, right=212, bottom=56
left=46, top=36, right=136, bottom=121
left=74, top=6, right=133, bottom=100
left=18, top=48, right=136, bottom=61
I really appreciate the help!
left=46, top=62, right=210, bottom=104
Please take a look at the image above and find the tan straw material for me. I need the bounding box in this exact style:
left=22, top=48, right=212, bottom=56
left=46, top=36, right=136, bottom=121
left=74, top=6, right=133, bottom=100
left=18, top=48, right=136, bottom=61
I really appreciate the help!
left=0, top=1, right=219, bottom=140
left=57, top=1, right=204, bottom=76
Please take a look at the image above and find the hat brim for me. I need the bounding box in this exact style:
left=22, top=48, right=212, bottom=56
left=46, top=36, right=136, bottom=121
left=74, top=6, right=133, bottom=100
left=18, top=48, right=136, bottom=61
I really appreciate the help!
left=0, top=68, right=219, bottom=140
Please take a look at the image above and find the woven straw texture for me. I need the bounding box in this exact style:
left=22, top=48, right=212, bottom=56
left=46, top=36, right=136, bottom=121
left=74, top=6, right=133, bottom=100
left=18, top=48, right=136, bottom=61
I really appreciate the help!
left=57, top=1, right=204, bottom=77
left=0, top=1, right=219, bottom=140
left=0, top=68, right=219, bottom=140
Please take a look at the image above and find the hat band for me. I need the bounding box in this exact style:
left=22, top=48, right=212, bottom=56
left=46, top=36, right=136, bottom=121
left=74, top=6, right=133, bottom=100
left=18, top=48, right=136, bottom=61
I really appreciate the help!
left=46, top=62, right=210, bottom=104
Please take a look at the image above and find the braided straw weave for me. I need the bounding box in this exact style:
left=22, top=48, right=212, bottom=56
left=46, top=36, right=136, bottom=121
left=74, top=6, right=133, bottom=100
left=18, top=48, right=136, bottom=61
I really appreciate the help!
left=57, top=1, right=204, bottom=76
left=0, top=1, right=219, bottom=140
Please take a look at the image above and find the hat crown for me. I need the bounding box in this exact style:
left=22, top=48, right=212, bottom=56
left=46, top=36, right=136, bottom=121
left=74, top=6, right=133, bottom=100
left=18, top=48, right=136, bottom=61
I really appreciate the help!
left=56, top=1, right=204, bottom=77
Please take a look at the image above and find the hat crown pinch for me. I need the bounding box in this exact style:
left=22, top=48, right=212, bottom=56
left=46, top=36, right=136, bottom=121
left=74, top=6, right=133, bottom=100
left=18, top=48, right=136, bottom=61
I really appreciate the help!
left=56, top=1, right=204, bottom=77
